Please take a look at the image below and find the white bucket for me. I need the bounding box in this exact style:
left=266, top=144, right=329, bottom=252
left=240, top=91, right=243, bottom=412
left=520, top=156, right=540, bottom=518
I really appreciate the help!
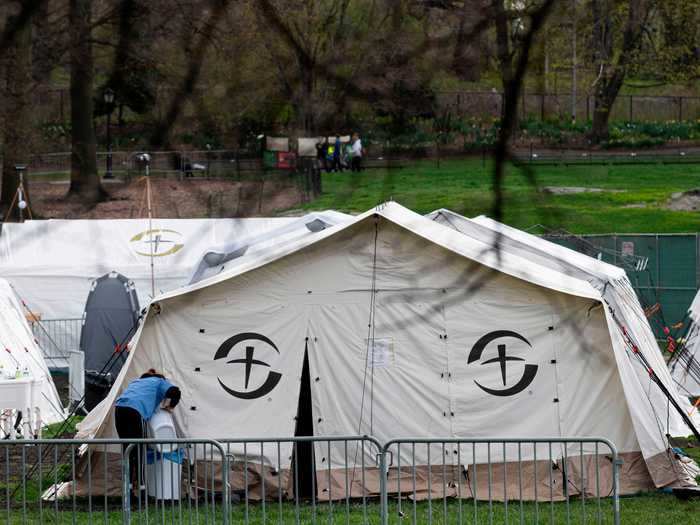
left=145, top=410, right=181, bottom=500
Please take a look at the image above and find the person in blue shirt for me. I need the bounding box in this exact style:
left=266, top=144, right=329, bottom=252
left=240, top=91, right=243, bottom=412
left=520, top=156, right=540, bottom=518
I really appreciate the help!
left=114, top=369, right=181, bottom=491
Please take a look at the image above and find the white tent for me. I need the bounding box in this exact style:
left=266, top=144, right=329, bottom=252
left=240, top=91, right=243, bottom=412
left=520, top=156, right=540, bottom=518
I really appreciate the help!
left=76, top=203, right=697, bottom=498
left=0, top=278, right=65, bottom=435
left=0, top=217, right=329, bottom=366
left=0, top=218, right=303, bottom=322
left=669, top=290, right=700, bottom=397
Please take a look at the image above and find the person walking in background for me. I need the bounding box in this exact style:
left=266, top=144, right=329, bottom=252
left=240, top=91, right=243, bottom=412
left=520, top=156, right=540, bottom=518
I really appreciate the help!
left=351, top=133, right=363, bottom=172
left=332, top=136, right=342, bottom=172
left=315, top=138, right=328, bottom=173
left=325, top=138, right=335, bottom=173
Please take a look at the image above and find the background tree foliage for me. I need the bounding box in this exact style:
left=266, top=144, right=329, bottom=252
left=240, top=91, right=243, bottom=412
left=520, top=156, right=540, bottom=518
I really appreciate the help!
left=1, top=0, right=699, bottom=211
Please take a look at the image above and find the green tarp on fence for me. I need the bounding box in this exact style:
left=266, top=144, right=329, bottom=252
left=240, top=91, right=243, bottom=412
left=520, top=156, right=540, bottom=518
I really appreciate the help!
left=545, top=233, right=700, bottom=338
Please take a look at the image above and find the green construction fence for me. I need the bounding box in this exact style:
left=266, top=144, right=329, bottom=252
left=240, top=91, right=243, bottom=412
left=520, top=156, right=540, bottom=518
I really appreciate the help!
left=544, top=233, right=700, bottom=339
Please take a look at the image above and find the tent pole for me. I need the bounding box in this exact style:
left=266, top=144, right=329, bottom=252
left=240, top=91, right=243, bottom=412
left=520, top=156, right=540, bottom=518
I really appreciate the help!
left=610, top=307, right=700, bottom=441
left=146, top=165, right=155, bottom=298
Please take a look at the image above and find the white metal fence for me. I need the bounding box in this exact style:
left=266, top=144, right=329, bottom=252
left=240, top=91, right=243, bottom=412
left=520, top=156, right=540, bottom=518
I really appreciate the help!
left=30, top=318, right=82, bottom=364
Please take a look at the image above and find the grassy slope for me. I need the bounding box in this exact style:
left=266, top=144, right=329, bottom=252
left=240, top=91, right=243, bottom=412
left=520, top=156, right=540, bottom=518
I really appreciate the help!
left=304, top=160, right=700, bottom=233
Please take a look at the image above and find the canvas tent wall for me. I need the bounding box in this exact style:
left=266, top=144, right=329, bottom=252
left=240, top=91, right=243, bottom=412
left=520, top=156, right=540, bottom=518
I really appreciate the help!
left=0, top=278, right=65, bottom=430
left=428, top=210, right=698, bottom=434
left=75, top=203, right=696, bottom=500
left=669, top=289, right=700, bottom=397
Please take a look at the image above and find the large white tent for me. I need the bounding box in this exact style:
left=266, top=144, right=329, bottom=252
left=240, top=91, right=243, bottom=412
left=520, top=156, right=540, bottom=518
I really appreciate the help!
left=75, top=203, right=697, bottom=498
left=669, top=290, right=700, bottom=397
left=0, top=278, right=65, bottom=435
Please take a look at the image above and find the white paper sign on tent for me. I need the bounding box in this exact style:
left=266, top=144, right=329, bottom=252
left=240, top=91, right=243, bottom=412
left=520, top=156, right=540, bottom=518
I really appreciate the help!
left=366, top=338, right=394, bottom=369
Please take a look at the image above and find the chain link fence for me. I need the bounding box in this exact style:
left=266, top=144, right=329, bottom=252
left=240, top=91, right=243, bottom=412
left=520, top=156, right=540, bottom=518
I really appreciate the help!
left=437, top=92, right=700, bottom=122
left=30, top=88, right=700, bottom=124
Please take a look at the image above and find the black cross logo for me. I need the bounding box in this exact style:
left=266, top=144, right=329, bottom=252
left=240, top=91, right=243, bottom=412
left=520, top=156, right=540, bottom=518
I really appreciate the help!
left=468, top=330, right=539, bottom=397
left=226, top=346, right=270, bottom=389
left=214, top=333, right=283, bottom=399
left=482, top=344, right=526, bottom=386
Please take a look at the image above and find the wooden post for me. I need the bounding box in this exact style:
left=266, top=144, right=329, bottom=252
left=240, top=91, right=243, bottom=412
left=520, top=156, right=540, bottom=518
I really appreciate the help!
left=629, top=95, right=633, bottom=121
left=540, top=93, right=545, bottom=121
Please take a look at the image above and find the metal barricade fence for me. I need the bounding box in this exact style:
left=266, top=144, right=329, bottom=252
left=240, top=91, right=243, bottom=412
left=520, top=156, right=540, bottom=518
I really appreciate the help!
left=0, top=436, right=621, bottom=524
left=380, top=438, right=621, bottom=525
left=30, top=318, right=83, bottom=363
left=1, top=438, right=230, bottom=525
left=218, top=436, right=384, bottom=525
left=123, top=438, right=230, bottom=525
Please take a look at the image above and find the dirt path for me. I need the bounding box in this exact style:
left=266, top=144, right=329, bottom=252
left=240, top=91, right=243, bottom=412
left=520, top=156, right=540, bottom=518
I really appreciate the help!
left=26, top=176, right=306, bottom=219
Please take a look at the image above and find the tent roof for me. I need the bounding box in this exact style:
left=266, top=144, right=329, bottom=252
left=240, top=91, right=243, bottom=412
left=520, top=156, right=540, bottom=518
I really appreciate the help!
left=429, top=210, right=627, bottom=282
left=0, top=217, right=303, bottom=276
left=153, top=202, right=601, bottom=305
left=188, top=211, right=352, bottom=284
left=0, top=215, right=351, bottom=322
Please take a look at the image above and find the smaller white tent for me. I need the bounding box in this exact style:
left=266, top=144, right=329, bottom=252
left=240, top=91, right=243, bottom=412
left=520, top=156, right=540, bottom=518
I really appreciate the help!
left=669, top=290, right=700, bottom=398
left=0, top=217, right=314, bottom=366
left=0, top=218, right=301, bottom=322
left=0, top=278, right=65, bottom=434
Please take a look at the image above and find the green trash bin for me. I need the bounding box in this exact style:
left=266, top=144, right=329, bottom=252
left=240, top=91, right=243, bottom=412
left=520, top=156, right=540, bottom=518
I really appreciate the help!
left=263, top=150, right=277, bottom=169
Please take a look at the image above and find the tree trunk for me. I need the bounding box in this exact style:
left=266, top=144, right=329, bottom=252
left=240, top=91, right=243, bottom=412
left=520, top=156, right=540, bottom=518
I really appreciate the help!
left=453, top=0, right=484, bottom=82
left=592, top=69, right=625, bottom=141
left=1, top=11, right=32, bottom=220
left=390, top=0, right=403, bottom=32
left=590, top=0, right=648, bottom=143
left=492, top=0, right=513, bottom=125
left=31, top=0, right=53, bottom=85
left=297, top=59, right=315, bottom=134
left=591, top=89, right=614, bottom=141
left=68, top=0, right=101, bottom=203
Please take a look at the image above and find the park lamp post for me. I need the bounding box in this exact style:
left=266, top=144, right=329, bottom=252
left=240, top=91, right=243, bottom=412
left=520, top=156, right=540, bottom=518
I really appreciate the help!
left=103, top=88, right=116, bottom=179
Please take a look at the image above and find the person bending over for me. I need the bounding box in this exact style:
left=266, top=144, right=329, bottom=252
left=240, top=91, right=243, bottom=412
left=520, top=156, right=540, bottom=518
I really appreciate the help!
left=114, top=369, right=181, bottom=491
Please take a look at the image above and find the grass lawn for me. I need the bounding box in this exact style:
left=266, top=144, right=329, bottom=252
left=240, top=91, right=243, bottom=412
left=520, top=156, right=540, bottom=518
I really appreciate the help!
left=4, top=493, right=698, bottom=524
left=304, top=159, right=700, bottom=233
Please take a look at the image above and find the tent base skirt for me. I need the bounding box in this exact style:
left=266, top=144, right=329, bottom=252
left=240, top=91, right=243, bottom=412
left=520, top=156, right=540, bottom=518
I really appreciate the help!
left=53, top=450, right=691, bottom=503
